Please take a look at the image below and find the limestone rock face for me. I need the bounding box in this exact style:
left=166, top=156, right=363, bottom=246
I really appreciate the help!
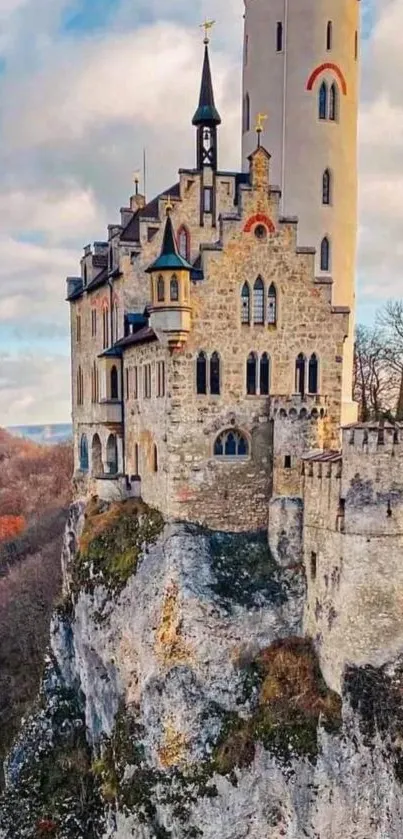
left=1, top=501, right=403, bottom=838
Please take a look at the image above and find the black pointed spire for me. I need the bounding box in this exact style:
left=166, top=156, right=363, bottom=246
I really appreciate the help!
left=192, top=43, right=221, bottom=128
left=146, top=206, right=192, bottom=274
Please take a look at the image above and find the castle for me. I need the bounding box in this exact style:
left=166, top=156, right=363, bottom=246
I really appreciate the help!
left=67, top=2, right=403, bottom=690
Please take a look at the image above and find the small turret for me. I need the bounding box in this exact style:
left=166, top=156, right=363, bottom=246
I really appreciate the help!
left=146, top=204, right=192, bottom=349
left=193, top=25, right=221, bottom=227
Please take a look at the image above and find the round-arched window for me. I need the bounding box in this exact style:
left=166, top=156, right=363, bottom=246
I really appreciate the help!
left=214, top=430, right=249, bottom=459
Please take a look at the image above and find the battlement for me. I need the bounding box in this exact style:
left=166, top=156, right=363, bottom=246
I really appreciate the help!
left=270, top=395, right=328, bottom=422
left=302, top=450, right=342, bottom=480
left=342, top=422, right=402, bottom=457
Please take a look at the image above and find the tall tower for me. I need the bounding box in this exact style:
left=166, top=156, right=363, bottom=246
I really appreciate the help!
left=242, top=0, right=360, bottom=423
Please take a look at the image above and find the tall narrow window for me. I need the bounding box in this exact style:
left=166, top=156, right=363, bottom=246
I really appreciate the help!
left=76, top=314, right=81, bottom=343
left=133, top=366, right=138, bottom=399
left=311, top=552, right=317, bottom=581
left=276, top=21, right=283, bottom=52
left=296, top=354, right=306, bottom=397
left=106, top=434, right=118, bottom=475
left=134, top=443, right=139, bottom=476
left=91, top=309, right=97, bottom=338
left=157, top=276, right=165, bottom=302
left=308, top=354, right=319, bottom=394
left=79, top=435, right=89, bottom=472
left=196, top=352, right=207, bottom=395
left=260, top=353, right=270, bottom=396
left=268, top=284, right=277, bottom=325
left=247, top=353, right=258, bottom=395
left=91, top=363, right=97, bottom=404
left=320, top=237, right=330, bottom=271
left=244, top=34, right=249, bottom=65
left=326, top=21, right=333, bottom=51
left=210, top=352, right=220, bottom=396
left=329, top=83, right=338, bottom=121
left=319, top=82, right=328, bottom=120
left=241, top=283, right=251, bottom=325
left=177, top=227, right=190, bottom=261
left=102, top=306, right=109, bottom=349
left=157, top=361, right=165, bottom=398
left=153, top=444, right=158, bottom=473
left=112, top=302, right=119, bottom=344
left=77, top=366, right=84, bottom=406
left=244, top=93, right=250, bottom=133
left=111, top=365, right=119, bottom=400
left=170, top=275, right=179, bottom=302
left=355, top=30, right=358, bottom=61
left=125, top=368, right=130, bottom=400
left=322, top=169, right=331, bottom=205
left=203, top=187, right=213, bottom=214
left=253, top=277, right=264, bottom=325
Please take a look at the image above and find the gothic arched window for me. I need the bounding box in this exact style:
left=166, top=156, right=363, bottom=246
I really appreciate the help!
left=320, top=236, right=331, bottom=271
left=196, top=352, right=207, bottom=395
left=77, top=366, right=84, bottom=405
left=253, top=277, right=264, bottom=325
left=241, top=283, right=251, bottom=325
left=210, top=352, right=221, bottom=396
left=326, top=21, right=333, bottom=51
left=157, top=275, right=165, bottom=302
left=296, top=353, right=306, bottom=397
left=91, top=362, right=98, bottom=404
left=268, top=283, right=277, bottom=325
left=247, top=352, right=258, bottom=395
left=260, top=353, right=270, bottom=396
left=319, top=82, right=328, bottom=120
left=102, top=306, right=109, bottom=349
left=214, top=429, right=249, bottom=458
left=329, top=83, right=338, bottom=121
left=106, top=434, right=118, bottom=475
left=276, top=21, right=283, bottom=52
left=170, top=275, right=179, bottom=302
left=322, top=169, right=331, bottom=205
left=309, top=354, right=319, bottom=394
left=177, top=227, right=190, bottom=261
left=153, top=444, right=158, bottom=473
left=92, top=433, right=103, bottom=475
left=79, top=434, right=89, bottom=472
left=111, top=365, right=119, bottom=400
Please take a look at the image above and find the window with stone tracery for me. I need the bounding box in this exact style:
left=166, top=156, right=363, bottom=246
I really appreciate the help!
left=241, top=282, right=251, bottom=324
left=253, top=277, right=264, bottom=325
left=214, top=430, right=249, bottom=458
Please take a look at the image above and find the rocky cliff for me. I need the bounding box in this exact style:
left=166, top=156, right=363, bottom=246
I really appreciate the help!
left=0, top=498, right=402, bottom=838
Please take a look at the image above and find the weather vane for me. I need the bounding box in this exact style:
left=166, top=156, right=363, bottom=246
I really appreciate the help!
left=165, top=194, right=173, bottom=214
left=200, top=19, right=216, bottom=44
left=255, top=113, right=268, bottom=146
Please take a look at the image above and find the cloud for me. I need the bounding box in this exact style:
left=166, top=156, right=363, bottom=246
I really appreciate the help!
left=0, top=352, right=71, bottom=425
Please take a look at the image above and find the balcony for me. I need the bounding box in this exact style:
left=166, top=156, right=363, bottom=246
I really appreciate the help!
left=94, top=399, right=123, bottom=425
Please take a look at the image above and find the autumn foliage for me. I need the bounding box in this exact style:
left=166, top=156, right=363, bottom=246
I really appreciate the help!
left=0, top=516, right=26, bottom=542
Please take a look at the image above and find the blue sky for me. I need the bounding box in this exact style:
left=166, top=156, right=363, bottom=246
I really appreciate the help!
left=0, top=0, right=401, bottom=424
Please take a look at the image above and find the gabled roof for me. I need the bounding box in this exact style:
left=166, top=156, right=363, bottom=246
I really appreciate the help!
left=192, top=44, right=221, bottom=127
left=146, top=211, right=192, bottom=274
left=120, top=183, right=180, bottom=243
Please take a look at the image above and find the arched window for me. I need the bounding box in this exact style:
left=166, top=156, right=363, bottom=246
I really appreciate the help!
left=253, top=277, right=264, bottom=325
left=170, top=275, right=179, bottom=302
left=102, top=306, right=109, bottom=349
left=247, top=352, right=258, bottom=395
left=177, top=227, right=190, bottom=261
left=244, top=93, right=250, bottom=133
left=260, top=353, right=270, bottom=396
left=326, top=21, right=333, bottom=51
left=308, top=354, right=319, bottom=394
left=112, top=302, right=119, bottom=343
left=106, top=434, right=118, bottom=475
left=214, top=430, right=249, bottom=458
left=320, top=237, right=331, bottom=271
left=268, top=284, right=277, bottom=325
left=210, top=352, right=221, bottom=396
left=77, top=366, right=84, bottom=406
left=276, top=21, right=283, bottom=52
left=322, top=169, right=331, bottom=205
left=92, top=434, right=103, bottom=475
left=153, top=444, right=158, bottom=473
left=319, top=82, right=328, bottom=120
left=111, top=365, right=119, bottom=400
left=196, top=352, right=207, bottom=395
left=329, top=83, right=338, bottom=121
left=91, top=363, right=98, bottom=404
left=157, top=275, right=165, bottom=302
left=79, top=434, right=89, bottom=472
left=296, top=354, right=306, bottom=397
left=241, top=283, right=251, bottom=325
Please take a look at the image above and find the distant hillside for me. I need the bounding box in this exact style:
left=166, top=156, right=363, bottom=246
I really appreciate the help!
left=0, top=428, right=73, bottom=778
left=7, top=423, right=72, bottom=446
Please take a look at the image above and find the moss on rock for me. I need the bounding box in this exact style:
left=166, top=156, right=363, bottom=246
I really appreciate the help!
left=71, top=498, right=164, bottom=594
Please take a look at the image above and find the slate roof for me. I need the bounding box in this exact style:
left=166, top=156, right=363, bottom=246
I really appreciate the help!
left=302, top=450, right=342, bottom=463
left=120, top=183, right=180, bottom=243
left=146, top=211, right=192, bottom=274
left=192, top=44, right=221, bottom=127
left=86, top=267, right=108, bottom=292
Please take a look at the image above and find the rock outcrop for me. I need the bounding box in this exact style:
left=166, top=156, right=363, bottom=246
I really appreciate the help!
left=0, top=498, right=402, bottom=838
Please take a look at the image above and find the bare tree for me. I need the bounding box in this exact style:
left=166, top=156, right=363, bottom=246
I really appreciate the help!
left=353, top=324, right=397, bottom=421
left=379, top=301, right=403, bottom=420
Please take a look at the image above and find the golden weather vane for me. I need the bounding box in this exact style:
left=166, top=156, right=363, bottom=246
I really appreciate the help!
left=200, top=19, right=216, bottom=44
left=256, top=113, right=268, bottom=134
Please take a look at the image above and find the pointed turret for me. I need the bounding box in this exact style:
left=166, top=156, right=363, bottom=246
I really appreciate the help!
left=146, top=204, right=192, bottom=349
left=192, top=43, right=222, bottom=129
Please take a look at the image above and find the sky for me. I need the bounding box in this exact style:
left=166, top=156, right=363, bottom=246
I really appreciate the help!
left=0, top=0, right=400, bottom=425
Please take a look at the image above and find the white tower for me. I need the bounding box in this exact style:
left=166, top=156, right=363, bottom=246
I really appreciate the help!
left=242, top=0, right=360, bottom=423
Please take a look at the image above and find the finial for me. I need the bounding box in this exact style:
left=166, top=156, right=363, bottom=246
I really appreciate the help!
left=255, top=112, right=268, bottom=147
left=200, top=19, right=215, bottom=45
left=165, top=195, right=173, bottom=214
left=133, top=170, right=140, bottom=196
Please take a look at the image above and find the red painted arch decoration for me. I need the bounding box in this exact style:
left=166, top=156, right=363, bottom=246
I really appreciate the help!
left=306, top=62, right=347, bottom=96
left=243, top=213, right=275, bottom=234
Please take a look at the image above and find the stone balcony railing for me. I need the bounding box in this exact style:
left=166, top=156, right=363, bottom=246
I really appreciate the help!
left=94, top=400, right=123, bottom=425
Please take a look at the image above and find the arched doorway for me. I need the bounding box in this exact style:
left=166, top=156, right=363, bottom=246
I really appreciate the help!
left=91, top=433, right=103, bottom=475
left=106, top=434, right=118, bottom=475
